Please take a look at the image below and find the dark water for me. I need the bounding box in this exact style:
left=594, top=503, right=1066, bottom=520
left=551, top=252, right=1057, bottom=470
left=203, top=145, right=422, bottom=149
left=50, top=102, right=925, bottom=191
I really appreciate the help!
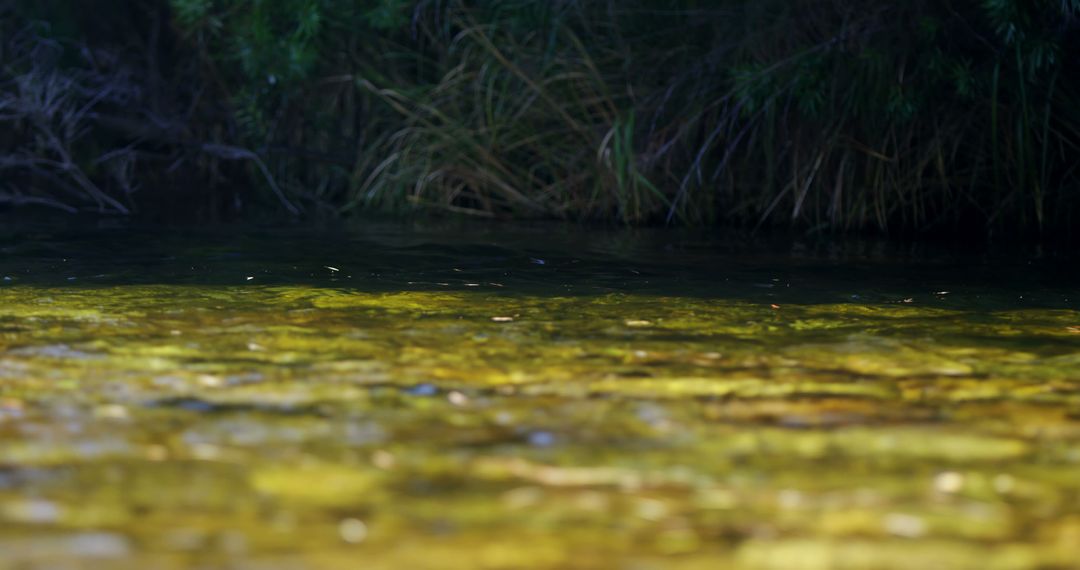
left=1, top=223, right=1078, bottom=569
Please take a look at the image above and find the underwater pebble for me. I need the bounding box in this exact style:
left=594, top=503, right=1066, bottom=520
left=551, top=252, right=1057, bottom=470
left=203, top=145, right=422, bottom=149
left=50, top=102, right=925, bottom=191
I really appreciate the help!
left=934, top=471, right=965, bottom=494
left=574, top=491, right=609, bottom=512
left=777, top=489, right=803, bottom=509
left=0, top=398, right=25, bottom=421
left=635, top=498, right=669, bottom=521
left=371, top=450, right=396, bottom=470
left=635, top=403, right=667, bottom=425
left=884, top=513, right=927, bottom=538
left=163, top=528, right=207, bottom=551
left=993, top=474, right=1015, bottom=493
left=698, top=489, right=737, bottom=509
left=224, top=372, right=265, bottom=386
left=502, top=486, right=544, bottom=509
left=338, top=518, right=368, bottom=544
left=145, top=445, right=169, bottom=461
left=11, top=344, right=99, bottom=360
left=345, top=421, right=387, bottom=446
left=2, top=499, right=62, bottom=524
left=68, top=533, right=131, bottom=557
left=0, top=533, right=130, bottom=560
left=197, top=375, right=224, bottom=388
left=94, top=405, right=129, bottom=421
left=405, top=384, right=438, bottom=397
left=151, top=375, right=188, bottom=390
left=190, top=443, right=222, bottom=460
left=528, top=431, right=555, bottom=447
left=447, top=391, right=469, bottom=406
left=220, top=532, right=248, bottom=555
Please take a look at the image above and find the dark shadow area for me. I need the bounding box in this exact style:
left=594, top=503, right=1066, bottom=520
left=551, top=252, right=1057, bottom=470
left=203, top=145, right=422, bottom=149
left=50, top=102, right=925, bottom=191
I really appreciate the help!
left=1, top=220, right=1077, bottom=310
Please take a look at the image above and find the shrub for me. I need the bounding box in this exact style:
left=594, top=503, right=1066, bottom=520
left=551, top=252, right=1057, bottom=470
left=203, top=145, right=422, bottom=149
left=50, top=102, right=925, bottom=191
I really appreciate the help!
left=3, top=0, right=1078, bottom=238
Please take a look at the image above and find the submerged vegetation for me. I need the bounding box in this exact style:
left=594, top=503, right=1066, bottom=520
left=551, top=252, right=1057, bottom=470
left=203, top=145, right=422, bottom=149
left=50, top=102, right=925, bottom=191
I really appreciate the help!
left=2, top=1, right=1079, bottom=235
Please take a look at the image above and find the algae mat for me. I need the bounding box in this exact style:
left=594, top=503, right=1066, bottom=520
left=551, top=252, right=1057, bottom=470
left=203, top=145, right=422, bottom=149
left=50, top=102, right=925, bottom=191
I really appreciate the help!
left=0, top=227, right=1078, bottom=569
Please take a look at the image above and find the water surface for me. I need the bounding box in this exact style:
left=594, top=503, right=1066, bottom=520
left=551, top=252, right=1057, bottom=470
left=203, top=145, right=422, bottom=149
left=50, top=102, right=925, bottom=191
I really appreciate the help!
left=1, top=224, right=1078, bottom=569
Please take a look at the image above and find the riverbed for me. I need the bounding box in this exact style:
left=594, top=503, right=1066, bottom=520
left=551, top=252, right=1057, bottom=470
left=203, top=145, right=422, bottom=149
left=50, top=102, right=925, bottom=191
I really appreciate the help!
left=1, top=224, right=1078, bottom=569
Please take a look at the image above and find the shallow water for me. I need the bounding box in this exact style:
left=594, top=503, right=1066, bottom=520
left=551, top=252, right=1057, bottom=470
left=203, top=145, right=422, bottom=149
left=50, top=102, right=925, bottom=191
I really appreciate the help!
left=1, top=224, right=1078, bottom=569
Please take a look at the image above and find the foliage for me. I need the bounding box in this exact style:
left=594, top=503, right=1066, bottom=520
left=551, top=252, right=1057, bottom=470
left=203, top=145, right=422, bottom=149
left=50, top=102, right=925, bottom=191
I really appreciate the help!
left=2, top=0, right=1078, bottom=237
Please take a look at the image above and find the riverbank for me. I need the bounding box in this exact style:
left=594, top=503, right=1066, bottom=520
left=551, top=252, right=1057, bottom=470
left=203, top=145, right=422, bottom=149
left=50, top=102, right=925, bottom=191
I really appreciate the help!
left=3, top=1, right=1078, bottom=238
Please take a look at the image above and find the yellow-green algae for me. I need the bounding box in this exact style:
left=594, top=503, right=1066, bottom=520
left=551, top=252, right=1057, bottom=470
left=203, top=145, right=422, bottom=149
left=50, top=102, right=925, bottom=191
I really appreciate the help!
left=1, top=283, right=1079, bottom=569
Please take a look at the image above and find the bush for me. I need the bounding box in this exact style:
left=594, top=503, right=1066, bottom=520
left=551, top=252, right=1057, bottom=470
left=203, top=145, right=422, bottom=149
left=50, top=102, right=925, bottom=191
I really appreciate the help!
left=3, top=0, right=1079, bottom=238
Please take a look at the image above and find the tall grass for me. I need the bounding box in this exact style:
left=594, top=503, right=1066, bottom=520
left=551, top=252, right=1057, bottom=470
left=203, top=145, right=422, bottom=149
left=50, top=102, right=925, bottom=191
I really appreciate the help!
left=4, top=0, right=1079, bottom=238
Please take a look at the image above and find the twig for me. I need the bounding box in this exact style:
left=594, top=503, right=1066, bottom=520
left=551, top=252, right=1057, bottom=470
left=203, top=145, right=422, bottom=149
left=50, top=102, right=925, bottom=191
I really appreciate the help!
left=199, top=143, right=300, bottom=215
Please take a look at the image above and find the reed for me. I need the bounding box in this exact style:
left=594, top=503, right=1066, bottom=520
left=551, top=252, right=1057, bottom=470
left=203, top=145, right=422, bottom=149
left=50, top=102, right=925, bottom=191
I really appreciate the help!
left=3, top=0, right=1078, bottom=238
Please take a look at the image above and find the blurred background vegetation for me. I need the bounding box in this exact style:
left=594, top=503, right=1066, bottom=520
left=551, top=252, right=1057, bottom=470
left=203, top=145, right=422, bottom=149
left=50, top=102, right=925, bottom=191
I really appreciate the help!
left=1, top=0, right=1078, bottom=239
